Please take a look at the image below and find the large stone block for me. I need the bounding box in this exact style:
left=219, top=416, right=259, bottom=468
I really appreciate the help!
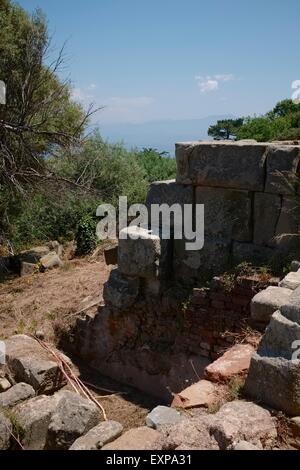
left=146, top=179, right=193, bottom=210
left=279, top=271, right=300, bottom=290
left=251, top=286, right=292, bottom=324
left=281, top=285, right=300, bottom=323
left=0, top=383, right=35, bottom=409
left=15, top=395, right=61, bottom=450
left=5, top=335, right=68, bottom=393
left=173, top=237, right=231, bottom=285
left=232, top=242, right=275, bottom=267
left=118, top=226, right=171, bottom=279
left=176, top=141, right=267, bottom=190
left=265, top=145, right=300, bottom=195
left=103, top=268, right=139, bottom=309
left=47, top=390, right=101, bottom=450
left=245, top=353, right=300, bottom=416
left=195, top=187, right=252, bottom=241
left=253, top=192, right=281, bottom=246
left=257, top=310, right=300, bottom=359
left=275, top=197, right=300, bottom=237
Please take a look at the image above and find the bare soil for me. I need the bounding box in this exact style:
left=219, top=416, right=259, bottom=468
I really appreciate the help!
left=0, top=249, right=159, bottom=429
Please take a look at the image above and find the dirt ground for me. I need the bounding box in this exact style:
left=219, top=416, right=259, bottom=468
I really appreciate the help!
left=0, top=249, right=159, bottom=430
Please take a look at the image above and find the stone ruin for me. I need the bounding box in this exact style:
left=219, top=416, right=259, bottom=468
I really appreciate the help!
left=72, top=140, right=300, bottom=414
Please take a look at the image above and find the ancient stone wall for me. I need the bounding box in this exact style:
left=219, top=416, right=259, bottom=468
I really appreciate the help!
left=68, top=141, right=300, bottom=401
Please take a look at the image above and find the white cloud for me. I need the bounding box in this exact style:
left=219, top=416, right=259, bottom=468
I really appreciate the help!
left=71, top=83, right=97, bottom=104
left=195, top=74, right=235, bottom=93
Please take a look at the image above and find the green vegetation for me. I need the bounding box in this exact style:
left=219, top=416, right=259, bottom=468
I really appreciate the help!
left=208, top=99, right=300, bottom=142
left=0, top=1, right=176, bottom=253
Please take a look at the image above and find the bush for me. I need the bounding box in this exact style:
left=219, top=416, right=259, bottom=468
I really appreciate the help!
left=75, top=214, right=98, bottom=256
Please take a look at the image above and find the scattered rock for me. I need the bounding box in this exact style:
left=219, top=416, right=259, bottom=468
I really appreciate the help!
left=290, top=417, right=300, bottom=438
left=102, top=426, right=164, bottom=450
left=69, top=421, right=123, bottom=450
left=146, top=406, right=183, bottom=430
left=0, top=412, right=12, bottom=450
left=251, top=286, right=292, bottom=324
left=234, top=440, right=261, bottom=450
left=19, top=246, right=50, bottom=264
left=209, top=401, right=277, bottom=450
left=205, top=344, right=255, bottom=383
left=103, top=268, right=140, bottom=309
left=291, top=261, right=300, bottom=272
left=159, top=413, right=219, bottom=450
left=171, top=380, right=220, bottom=409
left=279, top=271, right=300, bottom=290
left=15, top=395, right=60, bottom=450
left=0, top=378, right=11, bottom=392
left=0, top=382, right=35, bottom=409
left=20, top=262, right=36, bottom=277
left=5, top=335, right=69, bottom=393
left=40, top=251, right=63, bottom=270
left=47, top=390, right=101, bottom=449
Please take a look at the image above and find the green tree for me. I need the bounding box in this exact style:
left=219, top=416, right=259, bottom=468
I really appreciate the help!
left=208, top=119, right=244, bottom=140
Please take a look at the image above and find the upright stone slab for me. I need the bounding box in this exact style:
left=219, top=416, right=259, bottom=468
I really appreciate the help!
left=265, top=145, right=300, bottom=195
left=253, top=192, right=281, bottom=246
left=232, top=242, right=274, bottom=267
left=195, top=187, right=252, bottom=241
left=176, top=141, right=267, bottom=190
left=103, top=268, right=140, bottom=309
left=251, top=286, right=292, bottom=324
left=118, top=226, right=171, bottom=279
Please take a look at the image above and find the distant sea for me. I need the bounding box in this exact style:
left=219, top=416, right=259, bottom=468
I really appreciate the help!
left=98, top=115, right=234, bottom=156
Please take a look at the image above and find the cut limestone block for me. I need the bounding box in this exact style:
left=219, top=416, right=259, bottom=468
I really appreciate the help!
left=176, top=141, right=267, bottom=190
left=265, top=145, right=300, bottom=195
left=102, top=426, right=164, bottom=450
left=5, top=335, right=70, bottom=393
left=281, top=285, right=300, bottom=323
left=245, top=353, right=300, bottom=416
left=0, top=412, right=12, bottom=450
left=118, top=226, right=170, bottom=279
left=275, top=197, right=300, bottom=237
left=251, top=286, right=292, bottom=324
left=69, top=421, right=123, bottom=450
left=171, top=380, right=220, bottom=409
left=279, top=271, right=300, bottom=290
left=195, top=187, right=252, bottom=242
left=15, top=395, right=61, bottom=450
left=232, top=242, right=275, bottom=267
left=253, top=192, right=281, bottom=246
left=146, top=179, right=193, bottom=223
left=103, top=268, right=139, bottom=309
left=47, top=390, right=101, bottom=450
left=173, top=237, right=231, bottom=285
left=257, top=310, right=300, bottom=360
left=0, top=383, right=35, bottom=409
left=205, top=344, right=255, bottom=383
left=146, top=406, right=183, bottom=430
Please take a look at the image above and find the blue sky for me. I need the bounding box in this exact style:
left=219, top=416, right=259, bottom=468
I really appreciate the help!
left=18, top=0, right=300, bottom=126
